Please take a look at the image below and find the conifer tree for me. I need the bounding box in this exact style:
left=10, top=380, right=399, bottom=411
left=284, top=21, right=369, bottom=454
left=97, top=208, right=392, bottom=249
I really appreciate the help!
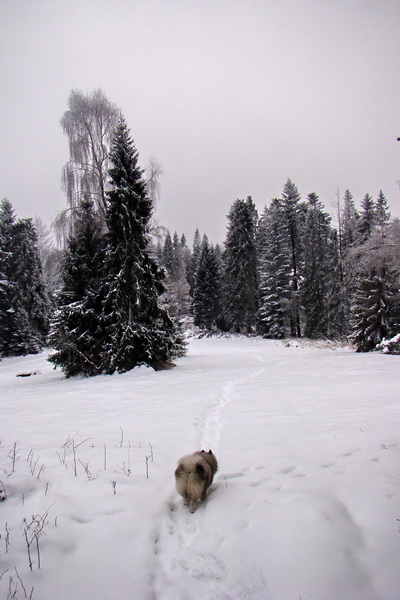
left=301, top=193, right=336, bottom=338
left=339, top=190, right=360, bottom=334
left=257, top=200, right=290, bottom=338
left=101, top=117, right=184, bottom=373
left=187, top=228, right=202, bottom=296
left=282, top=179, right=304, bottom=336
left=48, top=197, right=105, bottom=376
left=160, top=232, right=191, bottom=319
left=351, top=273, right=394, bottom=352
left=351, top=223, right=400, bottom=351
left=0, top=200, right=21, bottom=355
left=375, top=190, right=390, bottom=226
left=193, top=237, right=222, bottom=330
left=358, top=193, right=375, bottom=242
left=0, top=200, right=51, bottom=356
left=223, top=197, right=258, bottom=333
left=341, top=189, right=360, bottom=251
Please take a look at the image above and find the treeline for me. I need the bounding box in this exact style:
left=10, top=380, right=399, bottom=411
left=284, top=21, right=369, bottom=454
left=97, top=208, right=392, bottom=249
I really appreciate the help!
left=156, top=181, right=400, bottom=352
left=1, top=87, right=400, bottom=374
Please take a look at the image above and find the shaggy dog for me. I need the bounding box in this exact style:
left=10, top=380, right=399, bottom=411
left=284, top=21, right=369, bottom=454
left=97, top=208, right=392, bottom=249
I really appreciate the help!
left=175, top=450, right=218, bottom=512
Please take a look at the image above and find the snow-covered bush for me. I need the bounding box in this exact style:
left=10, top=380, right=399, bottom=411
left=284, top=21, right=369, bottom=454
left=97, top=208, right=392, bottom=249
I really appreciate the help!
left=377, top=333, right=400, bottom=354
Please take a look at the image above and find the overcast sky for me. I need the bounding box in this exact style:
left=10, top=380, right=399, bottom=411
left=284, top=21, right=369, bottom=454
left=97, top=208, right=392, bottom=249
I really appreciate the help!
left=1, top=0, right=399, bottom=244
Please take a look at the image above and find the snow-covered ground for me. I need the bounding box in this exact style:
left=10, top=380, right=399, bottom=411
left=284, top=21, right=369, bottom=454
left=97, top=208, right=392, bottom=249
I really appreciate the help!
left=1, top=337, right=399, bottom=600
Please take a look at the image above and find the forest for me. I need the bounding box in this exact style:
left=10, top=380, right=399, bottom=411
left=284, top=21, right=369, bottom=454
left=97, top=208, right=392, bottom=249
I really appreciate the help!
left=1, top=89, right=400, bottom=376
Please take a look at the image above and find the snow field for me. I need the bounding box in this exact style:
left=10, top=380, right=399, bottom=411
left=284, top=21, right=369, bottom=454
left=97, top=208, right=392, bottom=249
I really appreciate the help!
left=1, top=337, right=399, bottom=599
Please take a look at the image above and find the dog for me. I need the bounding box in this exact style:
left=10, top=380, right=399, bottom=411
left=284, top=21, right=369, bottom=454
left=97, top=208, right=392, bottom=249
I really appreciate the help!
left=175, top=450, right=218, bottom=512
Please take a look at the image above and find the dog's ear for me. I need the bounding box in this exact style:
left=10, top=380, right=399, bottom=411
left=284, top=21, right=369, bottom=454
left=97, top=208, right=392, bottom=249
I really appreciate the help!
left=175, top=464, right=184, bottom=476
left=208, top=450, right=213, bottom=454
left=201, top=449, right=205, bottom=453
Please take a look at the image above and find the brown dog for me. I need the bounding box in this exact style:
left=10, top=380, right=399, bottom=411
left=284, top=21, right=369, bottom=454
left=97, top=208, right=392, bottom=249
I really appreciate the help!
left=175, top=450, right=218, bottom=512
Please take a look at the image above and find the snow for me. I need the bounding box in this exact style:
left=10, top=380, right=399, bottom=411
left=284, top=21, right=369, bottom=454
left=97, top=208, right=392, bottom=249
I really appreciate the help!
left=1, top=337, right=400, bottom=600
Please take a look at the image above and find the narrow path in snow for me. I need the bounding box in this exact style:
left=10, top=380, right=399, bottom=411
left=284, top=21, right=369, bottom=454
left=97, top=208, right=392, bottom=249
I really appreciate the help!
left=151, top=350, right=271, bottom=600
left=197, top=363, right=267, bottom=451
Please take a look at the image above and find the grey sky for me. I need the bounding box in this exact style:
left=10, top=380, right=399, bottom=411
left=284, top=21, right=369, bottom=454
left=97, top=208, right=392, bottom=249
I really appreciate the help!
left=1, top=0, right=399, bottom=244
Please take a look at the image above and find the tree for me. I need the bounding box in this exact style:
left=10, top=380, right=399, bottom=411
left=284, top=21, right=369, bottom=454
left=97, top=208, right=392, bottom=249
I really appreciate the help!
left=160, top=232, right=191, bottom=319
left=34, top=217, right=62, bottom=295
left=358, top=193, right=375, bottom=242
left=187, top=228, right=202, bottom=297
left=57, top=88, right=120, bottom=240
left=223, top=197, right=258, bottom=333
left=257, top=200, right=291, bottom=338
left=282, top=179, right=304, bottom=337
left=301, top=193, right=336, bottom=338
left=101, top=117, right=185, bottom=373
left=0, top=199, right=20, bottom=355
left=193, top=237, right=222, bottom=330
left=48, top=197, right=106, bottom=377
left=341, top=189, right=360, bottom=251
left=338, top=189, right=360, bottom=334
left=375, top=190, right=390, bottom=227
left=350, top=223, right=400, bottom=351
left=0, top=200, right=50, bottom=356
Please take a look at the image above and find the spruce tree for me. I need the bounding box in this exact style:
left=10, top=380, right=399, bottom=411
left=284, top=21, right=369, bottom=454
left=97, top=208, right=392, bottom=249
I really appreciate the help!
left=48, top=197, right=105, bottom=377
left=358, top=193, right=376, bottom=242
left=375, top=190, right=390, bottom=226
left=301, top=193, right=335, bottom=338
left=339, top=190, right=360, bottom=334
left=351, top=224, right=400, bottom=351
left=187, top=228, right=202, bottom=297
left=193, top=237, right=222, bottom=330
left=222, top=197, right=258, bottom=333
left=282, top=179, right=304, bottom=337
left=101, top=117, right=184, bottom=373
left=341, top=189, right=360, bottom=251
left=0, top=200, right=21, bottom=355
left=0, top=200, right=50, bottom=356
left=351, top=273, right=394, bottom=352
left=160, top=232, right=191, bottom=319
left=257, top=200, right=290, bottom=338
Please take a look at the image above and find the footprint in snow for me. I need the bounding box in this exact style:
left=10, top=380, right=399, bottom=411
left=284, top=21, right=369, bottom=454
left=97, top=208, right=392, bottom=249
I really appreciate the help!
left=153, top=497, right=227, bottom=598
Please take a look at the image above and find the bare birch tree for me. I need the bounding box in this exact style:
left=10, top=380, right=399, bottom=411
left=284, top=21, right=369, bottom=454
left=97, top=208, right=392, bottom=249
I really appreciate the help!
left=54, top=89, right=120, bottom=242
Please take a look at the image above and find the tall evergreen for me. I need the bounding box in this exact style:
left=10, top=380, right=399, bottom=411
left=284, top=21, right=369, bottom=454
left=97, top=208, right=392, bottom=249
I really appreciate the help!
left=341, top=189, right=360, bottom=251
left=101, top=117, right=184, bottom=373
left=257, top=200, right=290, bottom=338
left=301, top=193, right=335, bottom=338
left=48, top=197, right=105, bottom=377
left=0, top=200, right=50, bottom=356
left=351, top=273, right=394, bottom=352
left=282, top=179, right=304, bottom=337
left=375, top=190, right=390, bottom=227
left=339, top=190, right=360, bottom=334
left=160, top=231, right=191, bottom=319
left=187, top=228, right=202, bottom=297
left=223, top=197, right=258, bottom=333
left=358, top=193, right=376, bottom=242
left=351, top=224, right=400, bottom=351
left=0, top=200, right=22, bottom=355
left=192, top=237, right=222, bottom=330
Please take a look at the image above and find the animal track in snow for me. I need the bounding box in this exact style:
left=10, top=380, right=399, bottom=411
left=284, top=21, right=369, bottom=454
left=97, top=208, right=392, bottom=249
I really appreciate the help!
left=152, top=499, right=227, bottom=600
left=198, top=366, right=266, bottom=450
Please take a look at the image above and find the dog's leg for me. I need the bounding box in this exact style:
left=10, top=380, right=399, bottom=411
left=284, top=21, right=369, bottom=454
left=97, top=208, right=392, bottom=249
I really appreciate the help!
left=182, top=494, right=189, bottom=506
left=189, top=500, right=197, bottom=513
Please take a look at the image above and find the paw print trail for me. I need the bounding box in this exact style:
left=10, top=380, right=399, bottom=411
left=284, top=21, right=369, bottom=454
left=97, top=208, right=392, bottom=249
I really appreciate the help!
left=152, top=498, right=227, bottom=600
left=150, top=356, right=271, bottom=600
left=198, top=364, right=267, bottom=452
